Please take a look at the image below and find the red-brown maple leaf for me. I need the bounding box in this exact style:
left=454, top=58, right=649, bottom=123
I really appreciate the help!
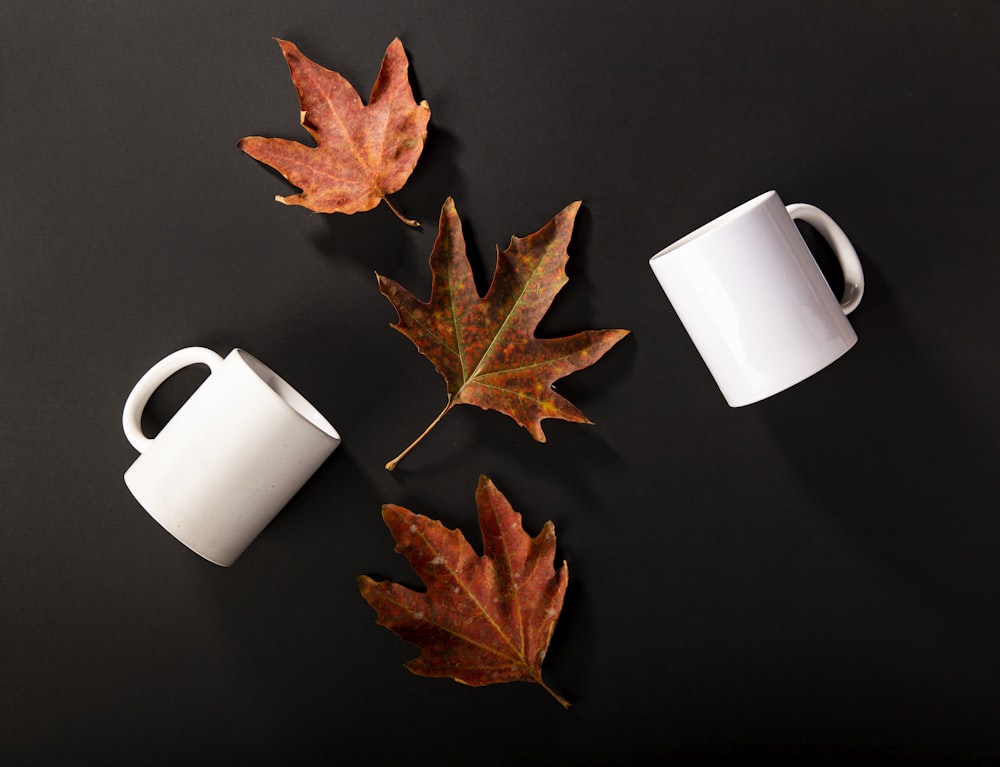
left=358, top=476, right=570, bottom=707
left=238, top=38, right=430, bottom=225
left=378, top=197, right=629, bottom=469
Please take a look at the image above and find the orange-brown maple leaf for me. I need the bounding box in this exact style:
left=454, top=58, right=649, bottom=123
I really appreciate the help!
left=378, top=198, right=629, bottom=469
left=238, top=38, right=430, bottom=225
left=358, top=476, right=571, bottom=707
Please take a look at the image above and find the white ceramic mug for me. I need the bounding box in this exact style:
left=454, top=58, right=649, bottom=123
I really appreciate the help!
left=649, top=190, right=864, bottom=407
left=122, top=347, right=341, bottom=566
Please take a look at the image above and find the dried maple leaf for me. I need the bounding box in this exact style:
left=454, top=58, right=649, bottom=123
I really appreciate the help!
left=378, top=198, right=629, bottom=469
left=358, top=475, right=570, bottom=707
left=238, top=38, right=430, bottom=226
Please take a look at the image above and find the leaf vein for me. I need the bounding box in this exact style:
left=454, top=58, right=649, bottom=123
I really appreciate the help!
left=308, top=64, right=374, bottom=184
left=469, top=380, right=551, bottom=408
left=463, top=255, right=553, bottom=387
left=412, top=525, right=529, bottom=665
left=376, top=590, right=521, bottom=665
left=396, top=303, right=461, bottom=360
left=471, top=350, right=582, bottom=378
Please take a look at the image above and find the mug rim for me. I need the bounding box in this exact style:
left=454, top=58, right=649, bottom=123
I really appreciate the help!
left=649, top=190, right=778, bottom=264
left=233, top=349, right=341, bottom=442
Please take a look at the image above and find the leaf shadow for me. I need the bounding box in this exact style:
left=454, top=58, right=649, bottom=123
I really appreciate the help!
left=307, top=202, right=413, bottom=280
left=393, top=121, right=466, bottom=232
left=544, top=569, right=594, bottom=707
left=491, top=470, right=600, bottom=709
left=374, top=41, right=466, bottom=239
left=239, top=150, right=416, bottom=279
left=390, top=402, right=629, bottom=523
left=759, top=254, right=1000, bottom=642
left=535, top=204, right=602, bottom=337
left=302, top=123, right=464, bottom=284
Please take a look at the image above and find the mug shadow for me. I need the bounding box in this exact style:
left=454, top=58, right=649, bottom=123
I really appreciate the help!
left=194, top=444, right=392, bottom=735
left=758, top=255, right=1000, bottom=641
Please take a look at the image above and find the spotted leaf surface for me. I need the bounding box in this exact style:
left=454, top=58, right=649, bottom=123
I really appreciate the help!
left=378, top=198, right=629, bottom=467
left=239, top=38, right=430, bottom=224
left=358, top=476, right=570, bottom=706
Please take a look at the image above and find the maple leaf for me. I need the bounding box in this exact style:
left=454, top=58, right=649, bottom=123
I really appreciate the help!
left=358, top=475, right=571, bottom=707
left=378, top=198, right=629, bottom=469
left=238, top=38, right=430, bottom=226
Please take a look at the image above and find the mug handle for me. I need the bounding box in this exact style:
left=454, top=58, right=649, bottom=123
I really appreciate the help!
left=785, top=203, right=864, bottom=315
left=122, top=347, right=225, bottom=453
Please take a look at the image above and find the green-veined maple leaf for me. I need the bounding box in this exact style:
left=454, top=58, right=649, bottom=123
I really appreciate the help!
left=239, top=38, right=430, bottom=226
left=378, top=197, right=629, bottom=469
left=359, top=475, right=571, bottom=707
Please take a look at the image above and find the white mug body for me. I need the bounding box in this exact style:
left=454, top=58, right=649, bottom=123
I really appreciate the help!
left=649, top=191, right=862, bottom=406
left=123, top=348, right=340, bottom=566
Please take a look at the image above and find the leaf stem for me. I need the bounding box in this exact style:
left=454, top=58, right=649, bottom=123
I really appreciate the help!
left=538, top=676, right=572, bottom=709
left=383, top=195, right=420, bottom=228
left=385, top=399, right=453, bottom=471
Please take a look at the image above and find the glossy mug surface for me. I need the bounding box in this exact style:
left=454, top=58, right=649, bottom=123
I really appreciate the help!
left=649, top=191, right=864, bottom=406
left=122, top=347, right=341, bottom=566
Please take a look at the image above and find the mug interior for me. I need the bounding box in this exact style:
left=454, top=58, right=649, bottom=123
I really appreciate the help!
left=236, top=350, right=340, bottom=440
left=649, top=190, right=777, bottom=263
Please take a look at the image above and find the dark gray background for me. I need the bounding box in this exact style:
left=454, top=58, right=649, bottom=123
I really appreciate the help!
left=2, top=1, right=999, bottom=763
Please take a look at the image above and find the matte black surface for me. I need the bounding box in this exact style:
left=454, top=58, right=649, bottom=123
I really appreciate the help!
left=2, top=2, right=999, bottom=763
